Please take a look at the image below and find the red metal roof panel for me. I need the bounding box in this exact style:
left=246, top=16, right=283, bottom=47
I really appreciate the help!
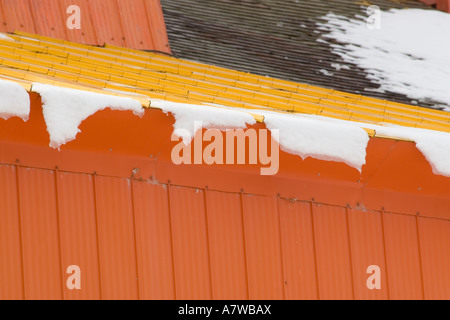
left=0, top=0, right=36, bottom=33
left=116, top=0, right=155, bottom=50
left=60, top=0, right=98, bottom=45
left=0, top=0, right=170, bottom=52
left=29, top=0, right=67, bottom=40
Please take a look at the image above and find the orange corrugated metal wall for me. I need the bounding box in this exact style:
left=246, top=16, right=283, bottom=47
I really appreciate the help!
left=1, top=163, right=449, bottom=300
left=0, top=0, right=170, bottom=52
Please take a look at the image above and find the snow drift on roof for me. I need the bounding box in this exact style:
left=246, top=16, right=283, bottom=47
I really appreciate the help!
left=155, top=100, right=369, bottom=171
left=317, top=8, right=450, bottom=109
left=0, top=79, right=30, bottom=121
left=32, top=83, right=144, bottom=149
left=261, top=111, right=370, bottom=171
left=300, top=113, right=450, bottom=177
left=151, top=100, right=257, bottom=144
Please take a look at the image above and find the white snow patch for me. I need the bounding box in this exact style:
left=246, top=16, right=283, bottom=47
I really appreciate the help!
left=32, top=83, right=144, bottom=149
left=155, top=100, right=369, bottom=171
left=151, top=100, right=256, bottom=144
left=257, top=110, right=370, bottom=171
left=331, top=63, right=350, bottom=71
left=297, top=113, right=450, bottom=177
left=0, top=33, right=14, bottom=41
left=319, top=69, right=334, bottom=76
left=317, top=8, right=450, bottom=107
left=0, top=79, right=30, bottom=121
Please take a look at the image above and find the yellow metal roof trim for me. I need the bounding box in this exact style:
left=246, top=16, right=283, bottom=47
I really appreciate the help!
left=0, top=76, right=421, bottom=142
left=0, top=32, right=450, bottom=140
left=7, top=73, right=152, bottom=108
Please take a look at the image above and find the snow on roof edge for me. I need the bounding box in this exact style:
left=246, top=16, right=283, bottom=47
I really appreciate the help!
left=32, top=83, right=144, bottom=149
left=0, top=79, right=449, bottom=177
left=0, top=79, right=30, bottom=121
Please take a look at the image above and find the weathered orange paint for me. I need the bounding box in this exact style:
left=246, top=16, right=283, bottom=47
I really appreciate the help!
left=0, top=0, right=170, bottom=52
left=0, top=94, right=449, bottom=299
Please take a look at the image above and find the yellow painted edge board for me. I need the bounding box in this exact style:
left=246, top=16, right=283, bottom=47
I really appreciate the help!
left=363, top=128, right=376, bottom=137
left=374, top=134, right=414, bottom=142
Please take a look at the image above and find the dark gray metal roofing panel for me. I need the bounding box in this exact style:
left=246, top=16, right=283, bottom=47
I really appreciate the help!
left=161, top=0, right=442, bottom=108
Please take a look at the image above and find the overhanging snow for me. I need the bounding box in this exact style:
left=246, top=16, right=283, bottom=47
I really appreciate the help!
left=151, top=100, right=257, bottom=144
left=0, top=79, right=30, bottom=121
left=32, top=83, right=144, bottom=149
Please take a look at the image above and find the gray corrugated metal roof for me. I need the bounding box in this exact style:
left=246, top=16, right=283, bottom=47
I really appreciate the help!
left=161, top=0, right=444, bottom=109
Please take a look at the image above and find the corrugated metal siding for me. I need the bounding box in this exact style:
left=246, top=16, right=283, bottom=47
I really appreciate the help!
left=29, top=0, right=67, bottom=40
left=312, top=204, right=354, bottom=299
left=132, top=180, right=175, bottom=300
left=94, top=175, right=139, bottom=300
left=116, top=0, right=155, bottom=50
left=0, top=0, right=170, bottom=52
left=0, top=165, right=24, bottom=300
left=347, top=209, right=388, bottom=300
left=242, top=195, right=284, bottom=300
left=205, top=190, right=248, bottom=300
left=0, top=166, right=449, bottom=299
left=382, top=212, right=424, bottom=299
left=59, top=0, right=99, bottom=45
left=57, top=171, right=101, bottom=300
left=168, top=186, right=211, bottom=300
left=1, top=0, right=36, bottom=33
left=417, top=217, right=450, bottom=299
left=18, top=167, right=63, bottom=299
left=278, top=200, right=318, bottom=300
left=88, top=0, right=125, bottom=47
